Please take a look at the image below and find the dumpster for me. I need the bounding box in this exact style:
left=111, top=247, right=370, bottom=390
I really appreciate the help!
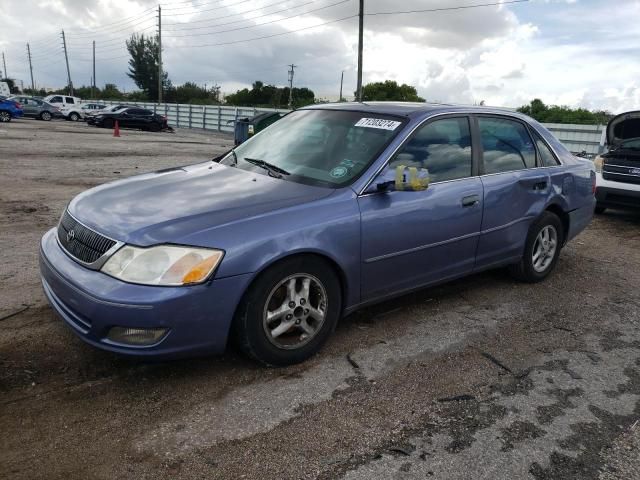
left=233, top=112, right=284, bottom=145
left=233, top=117, right=250, bottom=146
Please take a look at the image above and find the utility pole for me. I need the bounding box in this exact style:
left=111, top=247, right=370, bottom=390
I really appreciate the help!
left=287, top=63, right=297, bottom=109
left=2, top=52, right=7, bottom=79
left=61, top=30, right=74, bottom=96
left=339, top=71, right=344, bottom=102
left=26, top=43, right=35, bottom=91
left=158, top=5, right=163, bottom=104
left=92, top=40, right=96, bottom=99
left=356, top=0, right=364, bottom=101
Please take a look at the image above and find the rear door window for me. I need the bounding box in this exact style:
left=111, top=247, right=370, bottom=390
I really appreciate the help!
left=65, top=97, right=75, bottom=104
left=532, top=130, right=561, bottom=166
left=478, top=117, right=536, bottom=173
left=389, top=117, right=473, bottom=183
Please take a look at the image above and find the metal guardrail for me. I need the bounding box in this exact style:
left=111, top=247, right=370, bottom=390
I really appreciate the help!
left=95, top=100, right=606, bottom=157
left=97, top=100, right=289, bottom=134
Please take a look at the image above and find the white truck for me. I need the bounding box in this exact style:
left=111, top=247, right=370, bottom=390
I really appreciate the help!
left=43, top=94, right=84, bottom=121
left=0, top=82, right=10, bottom=96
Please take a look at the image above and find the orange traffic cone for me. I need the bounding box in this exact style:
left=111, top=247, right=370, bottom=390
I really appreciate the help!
left=113, top=120, right=120, bottom=137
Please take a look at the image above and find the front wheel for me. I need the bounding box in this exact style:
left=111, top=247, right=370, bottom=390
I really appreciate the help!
left=233, top=257, right=342, bottom=366
left=102, top=118, right=114, bottom=129
left=509, top=212, right=564, bottom=283
left=40, top=111, right=52, bottom=121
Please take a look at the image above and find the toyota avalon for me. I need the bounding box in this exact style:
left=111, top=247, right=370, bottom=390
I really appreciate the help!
left=40, top=103, right=596, bottom=365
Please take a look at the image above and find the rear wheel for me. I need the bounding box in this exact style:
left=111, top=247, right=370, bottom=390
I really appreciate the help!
left=509, top=211, right=564, bottom=283
left=149, top=122, right=161, bottom=132
left=595, top=204, right=606, bottom=214
left=40, top=111, right=52, bottom=121
left=68, top=112, right=80, bottom=122
left=0, top=111, right=11, bottom=122
left=233, top=257, right=341, bottom=366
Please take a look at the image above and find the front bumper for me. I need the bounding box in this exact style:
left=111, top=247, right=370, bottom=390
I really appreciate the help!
left=595, top=173, right=640, bottom=210
left=39, top=228, right=252, bottom=358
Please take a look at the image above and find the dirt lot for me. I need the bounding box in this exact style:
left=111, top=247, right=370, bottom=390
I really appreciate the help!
left=1, top=119, right=639, bottom=480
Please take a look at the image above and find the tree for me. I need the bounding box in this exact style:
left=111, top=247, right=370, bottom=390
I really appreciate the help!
left=517, top=98, right=613, bottom=125
left=126, top=33, right=171, bottom=101
left=359, top=80, right=425, bottom=102
left=224, top=80, right=315, bottom=108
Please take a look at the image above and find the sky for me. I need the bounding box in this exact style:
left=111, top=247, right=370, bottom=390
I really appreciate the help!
left=0, top=0, right=639, bottom=112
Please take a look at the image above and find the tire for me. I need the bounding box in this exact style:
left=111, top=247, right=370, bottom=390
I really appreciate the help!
left=40, top=111, right=52, bottom=121
left=103, top=118, right=114, bottom=129
left=68, top=112, right=80, bottom=122
left=233, top=256, right=342, bottom=366
left=149, top=122, right=161, bottom=132
left=509, top=211, right=564, bottom=283
left=0, top=111, right=11, bottom=122
left=595, top=205, right=606, bottom=214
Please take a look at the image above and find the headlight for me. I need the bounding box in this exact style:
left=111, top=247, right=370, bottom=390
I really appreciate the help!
left=593, top=155, right=604, bottom=173
left=101, top=245, right=224, bottom=286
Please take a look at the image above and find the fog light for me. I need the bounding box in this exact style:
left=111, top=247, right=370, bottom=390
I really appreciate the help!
left=106, top=326, right=169, bottom=346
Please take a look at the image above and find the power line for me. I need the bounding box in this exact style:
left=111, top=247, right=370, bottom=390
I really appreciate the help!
left=366, top=0, right=529, bottom=16
left=168, top=13, right=357, bottom=48
left=164, top=0, right=351, bottom=38
left=65, top=12, right=157, bottom=39
left=163, top=0, right=316, bottom=31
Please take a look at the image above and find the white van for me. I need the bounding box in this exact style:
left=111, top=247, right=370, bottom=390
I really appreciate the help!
left=43, top=95, right=83, bottom=121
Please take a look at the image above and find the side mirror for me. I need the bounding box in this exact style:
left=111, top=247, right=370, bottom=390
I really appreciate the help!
left=375, top=165, right=430, bottom=192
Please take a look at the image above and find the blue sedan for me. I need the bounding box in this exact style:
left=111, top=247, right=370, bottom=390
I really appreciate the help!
left=40, top=103, right=596, bottom=365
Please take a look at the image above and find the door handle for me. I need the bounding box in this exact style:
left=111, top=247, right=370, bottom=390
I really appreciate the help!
left=462, top=194, right=480, bottom=207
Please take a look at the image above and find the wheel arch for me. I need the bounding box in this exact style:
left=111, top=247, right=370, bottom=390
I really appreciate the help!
left=544, top=202, right=570, bottom=245
left=227, top=250, right=350, bottom=338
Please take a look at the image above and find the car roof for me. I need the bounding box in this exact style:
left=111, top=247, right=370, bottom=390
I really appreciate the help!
left=302, top=101, right=530, bottom=121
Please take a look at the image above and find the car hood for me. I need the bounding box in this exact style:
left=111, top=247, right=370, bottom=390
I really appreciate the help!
left=607, top=110, right=640, bottom=147
left=68, top=161, right=334, bottom=246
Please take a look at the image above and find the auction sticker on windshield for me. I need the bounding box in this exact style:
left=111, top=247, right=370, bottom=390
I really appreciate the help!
left=354, top=118, right=402, bottom=130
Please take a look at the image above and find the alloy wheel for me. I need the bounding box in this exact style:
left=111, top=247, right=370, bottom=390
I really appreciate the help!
left=262, top=274, right=327, bottom=350
left=532, top=225, right=558, bottom=273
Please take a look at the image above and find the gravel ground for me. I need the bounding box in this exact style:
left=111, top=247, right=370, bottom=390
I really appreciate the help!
left=1, top=119, right=639, bottom=480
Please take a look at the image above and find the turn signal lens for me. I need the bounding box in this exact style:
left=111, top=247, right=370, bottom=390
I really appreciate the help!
left=182, top=255, right=220, bottom=284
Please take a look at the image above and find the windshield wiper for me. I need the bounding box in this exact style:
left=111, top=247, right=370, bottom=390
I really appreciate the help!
left=243, top=157, right=290, bottom=178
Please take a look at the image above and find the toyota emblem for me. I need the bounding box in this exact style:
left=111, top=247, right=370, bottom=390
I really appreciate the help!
left=631, top=168, right=640, bottom=175
left=66, top=229, right=75, bottom=242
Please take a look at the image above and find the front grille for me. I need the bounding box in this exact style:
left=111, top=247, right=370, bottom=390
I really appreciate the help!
left=57, top=210, right=116, bottom=264
left=603, top=160, right=640, bottom=185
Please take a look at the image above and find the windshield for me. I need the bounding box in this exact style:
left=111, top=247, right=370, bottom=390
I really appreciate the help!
left=220, top=109, right=406, bottom=187
left=617, top=137, right=640, bottom=150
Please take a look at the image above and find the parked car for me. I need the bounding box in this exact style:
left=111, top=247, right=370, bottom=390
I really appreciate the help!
left=8, top=95, right=62, bottom=121
left=43, top=94, right=83, bottom=121
left=0, top=95, right=23, bottom=122
left=93, top=107, right=168, bottom=131
left=85, top=104, right=132, bottom=125
left=40, top=103, right=595, bottom=365
left=593, top=110, right=640, bottom=212
left=80, top=102, right=107, bottom=118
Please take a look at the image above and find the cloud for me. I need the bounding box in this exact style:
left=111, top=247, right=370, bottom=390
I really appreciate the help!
left=1, top=0, right=640, bottom=113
